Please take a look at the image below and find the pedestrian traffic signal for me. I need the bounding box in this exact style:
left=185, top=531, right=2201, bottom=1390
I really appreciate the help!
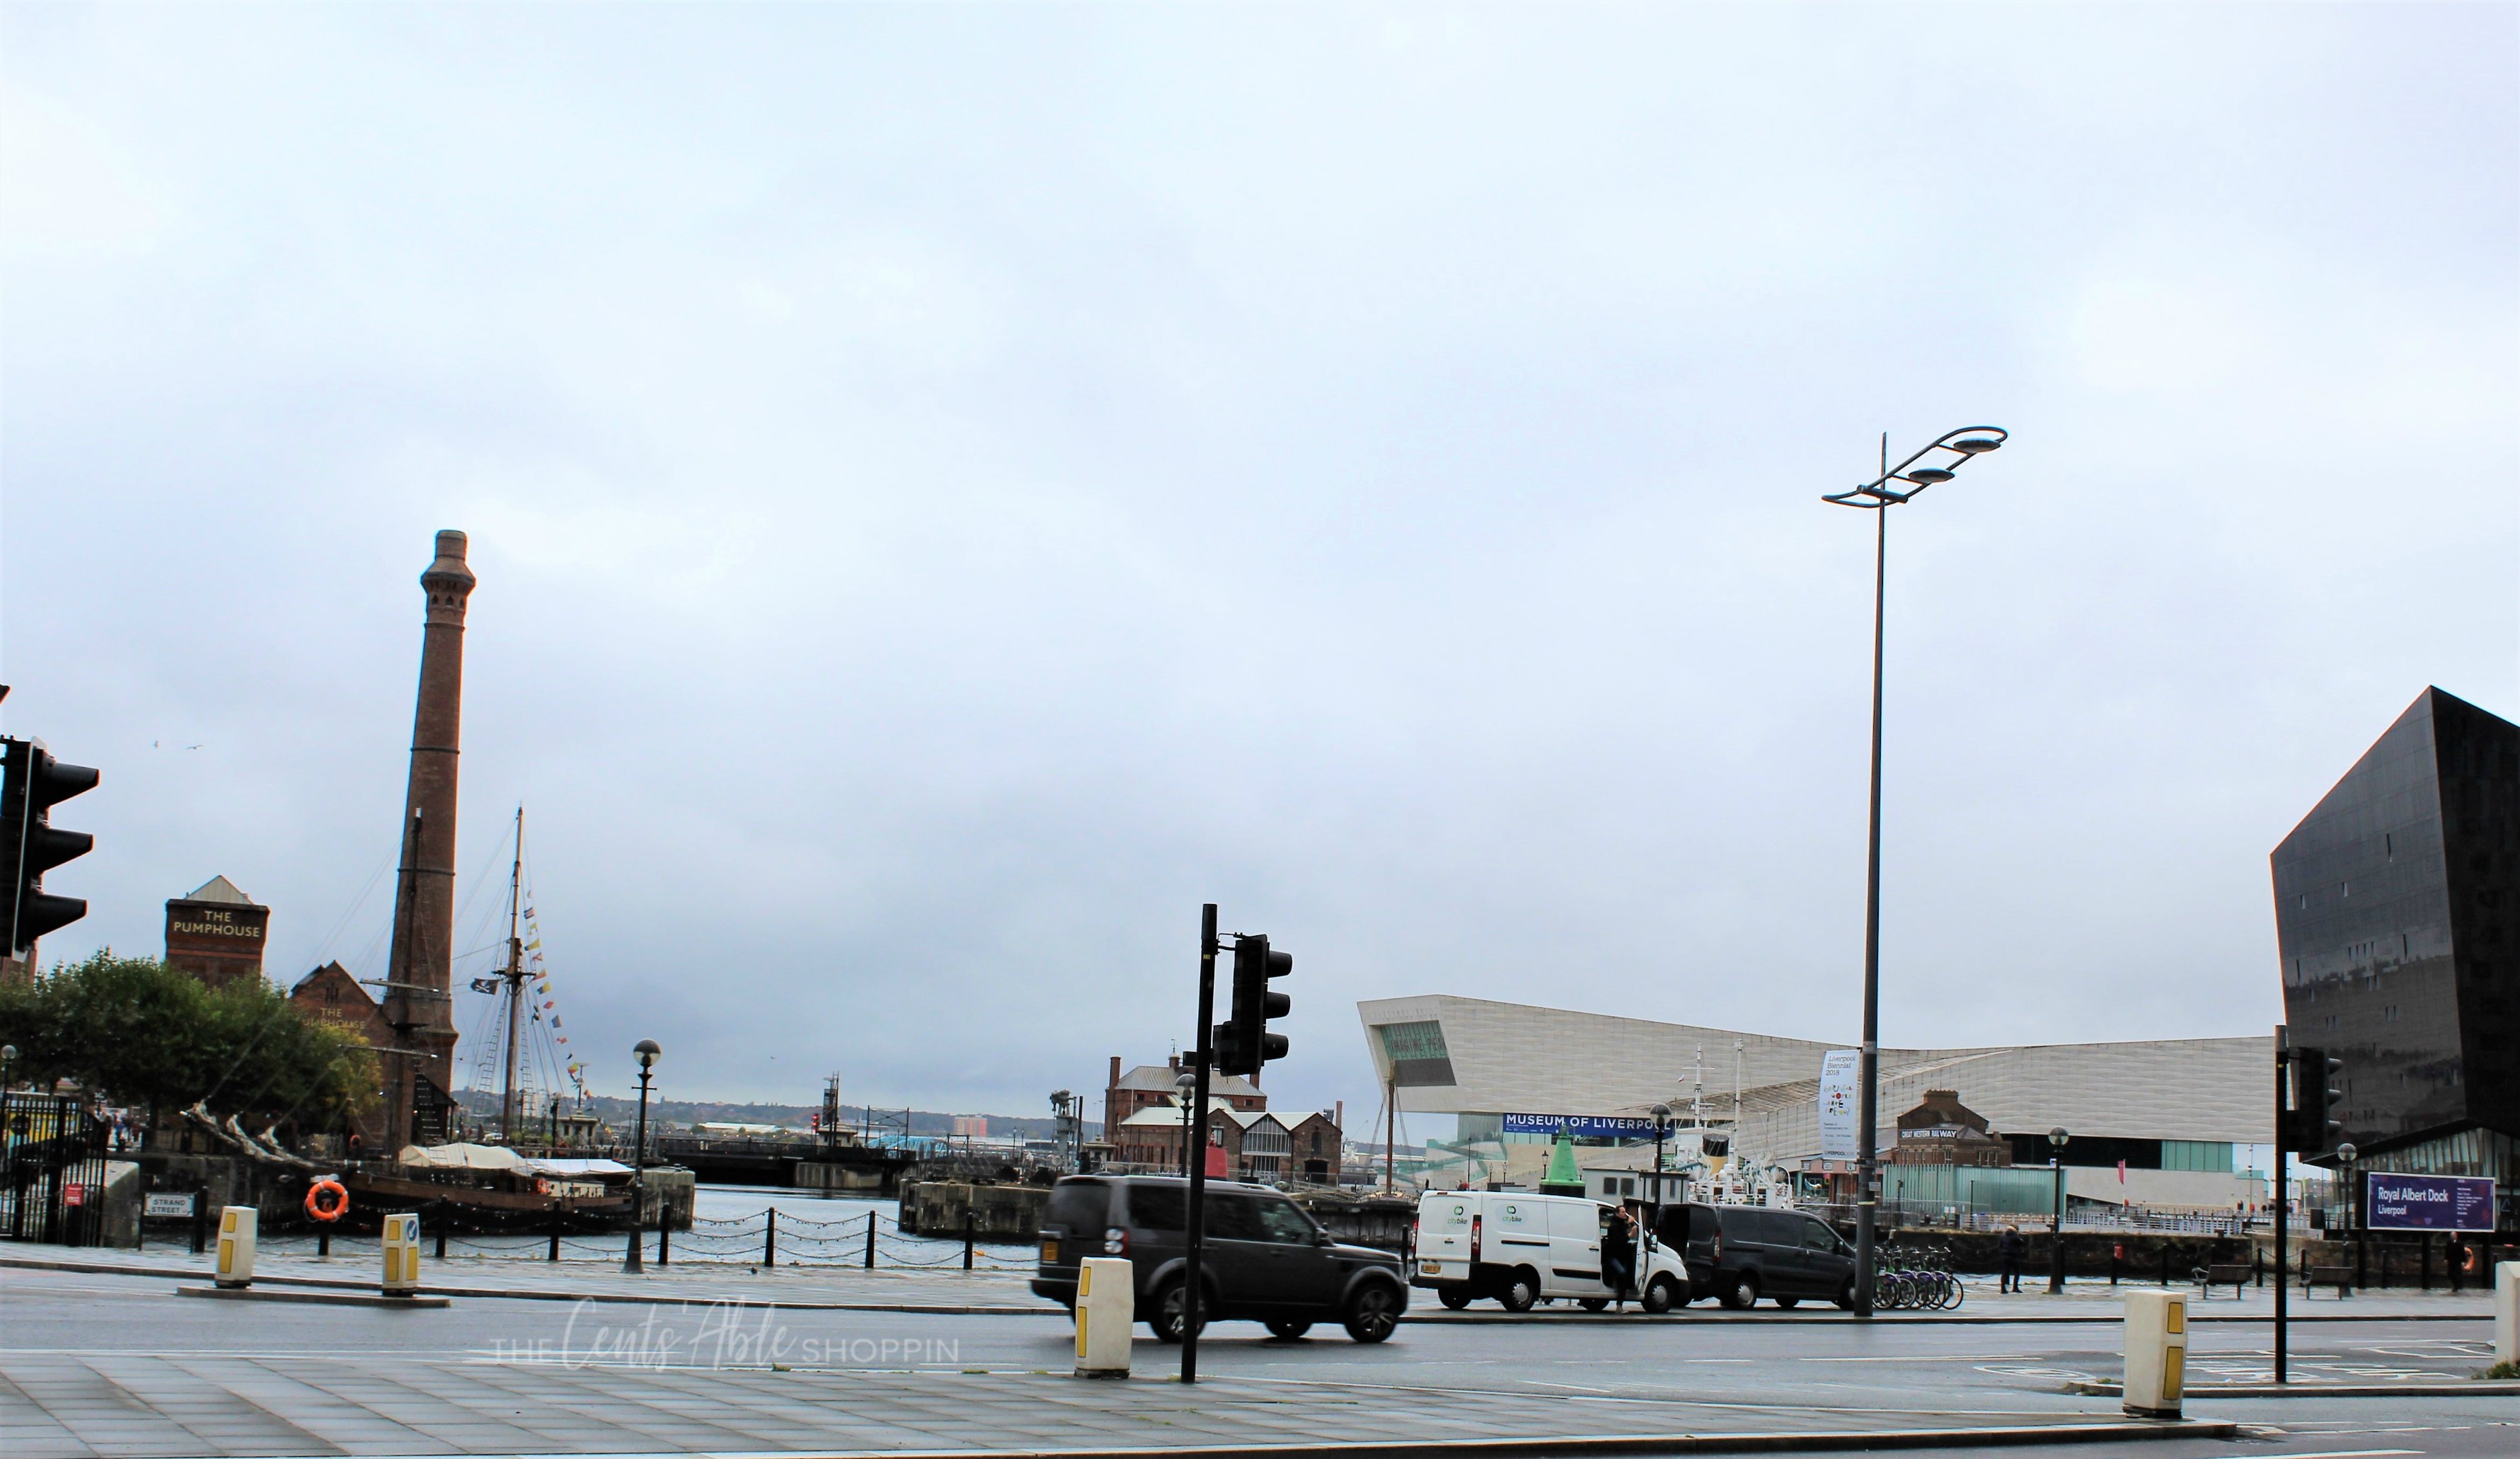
left=1214, top=933, right=1292, bottom=1077
left=2, top=737, right=99, bottom=959
left=2279, top=1046, right=2345, bottom=1155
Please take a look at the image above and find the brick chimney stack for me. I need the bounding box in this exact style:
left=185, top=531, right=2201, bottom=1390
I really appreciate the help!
left=381, top=530, right=476, bottom=1150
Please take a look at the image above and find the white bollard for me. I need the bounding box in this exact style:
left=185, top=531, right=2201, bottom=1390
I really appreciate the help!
left=382, top=1211, right=422, bottom=1298
left=1074, top=1257, right=1134, bottom=1378
left=2122, top=1289, right=2187, bottom=1417
left=2495, top=1261, right=2518, bottom=1370
left=212, top=1206, right=257, bottom=1289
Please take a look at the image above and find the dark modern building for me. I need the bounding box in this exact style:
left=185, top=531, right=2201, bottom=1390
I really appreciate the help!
left=2270, top=687, right=2519, bottom=1223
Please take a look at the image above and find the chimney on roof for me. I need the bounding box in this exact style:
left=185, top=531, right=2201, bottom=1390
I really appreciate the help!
left=1335, top=1099, right=1344, bottom=1132
left=1168, top=1053, right=1179, bottom=1072
left=1108, top=1055, right=1121, bottom=1089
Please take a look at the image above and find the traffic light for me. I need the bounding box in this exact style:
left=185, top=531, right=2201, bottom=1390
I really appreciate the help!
left=1213, top=933, right=1292, bottom=1077
left=2279, top=1046, right=2345, bottom=1155
left=2, top=737, right=99, bottom=959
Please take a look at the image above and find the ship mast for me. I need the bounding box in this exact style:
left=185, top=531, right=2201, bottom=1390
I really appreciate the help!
left=498, top=806, right=525, bottom=1142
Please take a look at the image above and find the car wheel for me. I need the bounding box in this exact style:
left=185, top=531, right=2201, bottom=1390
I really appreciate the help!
left=1720, top=1272, right=1758, bottom=1310
left=1642, top=1275, right=1681, bottom=1315
left=1773, top=1295, right=1799, bottom=1310
left=1344, top=1283, right=1401, bottom=1343
left=1263, top=1318, right=1312, bottom=1340
left=1437, top=1286, right=1473, bottom=1310
left=1498, top=1269, right=1540, bottom=1312
left=1577, top=1297, right=1610, bottom=1312
left=1834, top=1278, right=1856, bottom=1311
left=1149, top=1278, right=1206, bottom=1344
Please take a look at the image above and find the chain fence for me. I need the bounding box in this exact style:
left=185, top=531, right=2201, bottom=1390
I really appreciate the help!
left=251, top=1207, right=1039, bottom=1271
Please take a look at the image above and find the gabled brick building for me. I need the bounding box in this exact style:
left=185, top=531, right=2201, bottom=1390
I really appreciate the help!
left=289, top=961, right=393, bottom=1152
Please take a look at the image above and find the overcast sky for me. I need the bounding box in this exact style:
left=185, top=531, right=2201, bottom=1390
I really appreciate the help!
left=4, top=4, right=2513, bottom=1128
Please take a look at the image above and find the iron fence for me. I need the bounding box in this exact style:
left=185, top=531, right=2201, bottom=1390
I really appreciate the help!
left=1, top=1093, right=108, bottom=1247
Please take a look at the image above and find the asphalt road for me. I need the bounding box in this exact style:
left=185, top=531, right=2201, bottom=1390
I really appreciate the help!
left=3, top=1265, right=2511, bottom=1457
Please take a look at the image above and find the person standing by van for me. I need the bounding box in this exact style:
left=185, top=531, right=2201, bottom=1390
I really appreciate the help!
left=1996, top=1225, right=2025, bottom=1293
left=1602, top=1205, right=1639, bottom=1303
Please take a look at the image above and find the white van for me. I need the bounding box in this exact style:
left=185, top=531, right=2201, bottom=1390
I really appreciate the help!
left=1410, top=1189, right=1691, bottom=1313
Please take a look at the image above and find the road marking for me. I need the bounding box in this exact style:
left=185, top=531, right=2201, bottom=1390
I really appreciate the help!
left=1800, top=1354, right=2042, bottom=1362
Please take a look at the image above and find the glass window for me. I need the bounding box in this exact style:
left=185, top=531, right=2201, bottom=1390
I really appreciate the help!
left=1044, top=1181, right=1109, bottom=1234
left=1254, top=1198, right=1317, bottom=1245
left=1207, top=1193, right=1268, bottom=1242
left=1127, top=1184, right=1184, bottom=1232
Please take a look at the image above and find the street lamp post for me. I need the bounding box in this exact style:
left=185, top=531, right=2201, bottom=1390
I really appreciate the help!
left=1822, top=426, right=2008, bottom=1320
left=1650, top=1102, right=1672, bottom=1242
left=624, top=1039, right=660, bottom=1274
left=1650, top=1104, right=1672, bottom=1202
left=2047, top=1127, right=2070, bottom=1293
left=2336, top=1141, right=2360, bottom=1290
left=0, top=1043, right=17, bottom=1094
left=1175, top=1070, right=1198, bottom=1177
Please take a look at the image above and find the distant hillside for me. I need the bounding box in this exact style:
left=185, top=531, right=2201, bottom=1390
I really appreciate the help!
left=453, top=1089, right=1091, bottom=1140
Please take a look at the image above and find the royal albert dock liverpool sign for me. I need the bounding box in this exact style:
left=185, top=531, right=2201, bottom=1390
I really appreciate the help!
left=2364, top=1172, right=2495, bottom=1232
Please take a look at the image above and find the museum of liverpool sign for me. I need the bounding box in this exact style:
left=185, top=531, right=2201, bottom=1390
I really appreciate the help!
left=1502, top=1113, right=1660, bottom=1140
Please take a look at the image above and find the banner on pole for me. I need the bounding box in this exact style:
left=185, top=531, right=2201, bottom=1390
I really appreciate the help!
left=1818, top=1049, right=1861, bottom=1160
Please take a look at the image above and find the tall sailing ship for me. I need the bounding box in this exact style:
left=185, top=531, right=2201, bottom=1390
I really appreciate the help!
left=342, top=807, right=638, bottom=1227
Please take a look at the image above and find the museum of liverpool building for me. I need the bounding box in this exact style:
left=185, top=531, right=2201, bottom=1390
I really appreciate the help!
left=1356, top=687, right=2517, bottom=1230
left=1354, top=994, right=2274, bottom=1213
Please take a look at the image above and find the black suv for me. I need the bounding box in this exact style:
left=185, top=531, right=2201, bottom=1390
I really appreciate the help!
left=1032, top=1175, right=1408, bottom=1342
left=1654, top=1202, right=1858, bottom=1310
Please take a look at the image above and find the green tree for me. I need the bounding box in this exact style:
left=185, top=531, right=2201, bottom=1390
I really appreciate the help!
left=0, top=951, right=377, bottom=1132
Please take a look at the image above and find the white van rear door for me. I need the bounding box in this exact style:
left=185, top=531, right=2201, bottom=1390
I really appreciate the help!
left=1417, top=1194, right=1475, bottom=1276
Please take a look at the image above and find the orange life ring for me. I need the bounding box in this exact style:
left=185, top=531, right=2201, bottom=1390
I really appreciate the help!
left=305, top=1178, right=349, bottom=1223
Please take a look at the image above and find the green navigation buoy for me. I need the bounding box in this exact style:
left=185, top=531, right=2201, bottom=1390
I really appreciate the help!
left=1538, top=1128, right=1585, bottom=1196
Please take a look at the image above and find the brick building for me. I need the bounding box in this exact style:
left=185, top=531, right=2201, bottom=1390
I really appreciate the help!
left=1891, top=1088, right=2010, bottom=1167
left=163, top=876, right=270, bottom=990
left=1098, top=1055, right=1343, bottom=1183
left=288, top=961, right=393, bottom=1152
left=1103, top=1055, right=1262, bottom=1138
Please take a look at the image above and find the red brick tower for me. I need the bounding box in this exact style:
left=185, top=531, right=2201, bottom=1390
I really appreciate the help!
left=381, top=530, right=475, bottom=1150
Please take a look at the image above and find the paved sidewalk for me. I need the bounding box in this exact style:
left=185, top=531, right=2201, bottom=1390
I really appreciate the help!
left=8, top=1250, right=2501, bottom=1323
left=0, top=1349, right=2230, bottom=1459
left=0, top=1252, right=1041, bottom=1313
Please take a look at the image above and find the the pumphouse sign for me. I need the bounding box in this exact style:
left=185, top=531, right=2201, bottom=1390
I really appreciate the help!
left=2364, top=1172, right=2495, bottom=1232
left=163, top=875, right=269, bottom=990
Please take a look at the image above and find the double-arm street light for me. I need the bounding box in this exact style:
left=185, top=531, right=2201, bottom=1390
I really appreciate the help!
left=1822, top=425, right=2008, bottom=1320
left=624, top=1039, right=661, bottom=1273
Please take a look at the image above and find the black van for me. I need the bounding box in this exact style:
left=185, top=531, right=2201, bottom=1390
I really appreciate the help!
left=1654, top=1203, right=1857, bottom=1310
left=1032, top=1175, right=1410, bottom=1342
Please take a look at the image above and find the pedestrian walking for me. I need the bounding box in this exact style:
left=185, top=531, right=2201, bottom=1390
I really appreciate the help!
left=1997, top=1225, right=2024, bottom=1293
